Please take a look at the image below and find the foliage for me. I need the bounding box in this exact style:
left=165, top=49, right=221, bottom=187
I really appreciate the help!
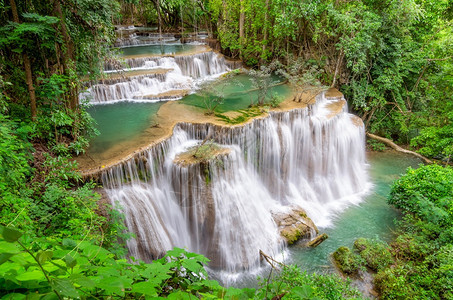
left=332, top=246, right=364, bottom=275
left=269, top=93, right=284, bottom=108
left=190, top=140, right=223, bottom=162
left=366, top=139, right=387, bottom=152
left=0, top=114, right=33, bottom=229
left=257, top=265, right=363, bottom=299
left=206, top=0, right=452, bottom=153
left=247, top=65, right=278, bottom=106
left=389, top=164, right=453, bottom=224
left=0, top=227, right=215, bottom=299
left=0, top=225, right=366, bottom=300
left=337, top=165, right=453, bottom=299
left=216, top=106, right=267, bottom=125
left=353, top=238, right=393, bottom=272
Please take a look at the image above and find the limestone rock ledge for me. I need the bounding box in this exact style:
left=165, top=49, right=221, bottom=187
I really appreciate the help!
left=273, top=206, right=318, bottom=245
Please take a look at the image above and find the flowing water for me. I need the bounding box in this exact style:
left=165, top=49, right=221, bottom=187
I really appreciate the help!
left=80, top=43, right=231, bottom=104
left=119, top=44, right=199, bottom=56
left=288, top=151, right=421, bottom=273
left=84, top=34, right=419, bottom=286
left=100, top=92, right=369, bottom=282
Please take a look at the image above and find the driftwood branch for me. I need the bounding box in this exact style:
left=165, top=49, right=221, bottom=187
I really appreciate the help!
left=366, top=132, right=432, bottom=164
left=259, top=250, right=286, bottom=269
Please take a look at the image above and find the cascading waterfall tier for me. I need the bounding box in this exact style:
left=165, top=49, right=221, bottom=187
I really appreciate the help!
left=100, top=91, right=370, bottom=276
left=80, top=49, right=230, bottom=104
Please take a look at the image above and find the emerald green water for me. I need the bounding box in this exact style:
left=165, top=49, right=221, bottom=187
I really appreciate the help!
left=289, top=151, right=422, bottom=273
left=87, top=74, right=291, bottom=155
left=119, top=44, right=198, bottom=56
left=87, top=102, right=163, bottom=154
left=182, top=74, right=291, bottom=112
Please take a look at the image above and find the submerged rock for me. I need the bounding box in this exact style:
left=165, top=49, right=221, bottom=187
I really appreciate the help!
left=273, top=207, right=318, bottom=245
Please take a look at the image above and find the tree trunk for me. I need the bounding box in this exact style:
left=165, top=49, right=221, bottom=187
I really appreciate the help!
left=10, top=0, right=37, bottom=120
left=262, top=0, right=269, bottom=55
left=366, top=132, right=433, bottom=164
left=331, top=49, right=344, bottom=88
left=54, top=0, right=78, bottom=110
left=155, top=0, right=163, bottom=38
left=239, top=0, right=245, bottom=58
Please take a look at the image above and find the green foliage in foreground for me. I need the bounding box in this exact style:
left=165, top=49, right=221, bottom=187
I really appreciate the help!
left=0, top=112, right=125, bottom=255
left=335, top=165, right=453, bottom=299
left=0, top=225, right=362, bottom=299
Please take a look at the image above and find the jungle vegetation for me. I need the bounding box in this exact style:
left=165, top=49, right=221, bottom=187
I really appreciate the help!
left=0, top=0, right=452, bottom=299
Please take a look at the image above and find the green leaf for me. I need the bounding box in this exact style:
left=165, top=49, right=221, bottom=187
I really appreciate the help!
left=51, top=278, right=79, bottom=299
left=167, top=291, right=198, bottom=299
left=15, top=270, right=46, bottom=281
left=64, top=255, right=77, bottom=269
left=0, top=241, right=21, bottom=254
left=69, top=274, right=96, bottom=288
left=0, top=293, right=26, bottom=300
left=131, top=281, right=159, bottom=296
left=0, top=226, right=23, bottom=242
left=182, top=259, right=203, bottom=273
left=62, top=239, right=77, bottom=249
left=97, top=276, right=133, bottom=297
left=0, top=253, right=15, bottom=265
left=37, top=251, right=53, bottom=264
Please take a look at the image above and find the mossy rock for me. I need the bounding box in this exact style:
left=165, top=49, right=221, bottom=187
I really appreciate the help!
left=281, top=225, right=309, bottom=245
left=354, top=238, right=393, bottom=272
left=332, top=246, right=364, bottom=275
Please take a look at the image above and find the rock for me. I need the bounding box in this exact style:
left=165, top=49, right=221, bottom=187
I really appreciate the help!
left=273, top=207, right=318, bottom=245
left=307, top=233, right=328, bottom=247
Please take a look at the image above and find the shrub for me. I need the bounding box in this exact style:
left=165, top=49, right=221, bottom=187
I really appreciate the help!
left=354, top=238, right=393, bottom=272
left=332, top=246, right=364, bottom=275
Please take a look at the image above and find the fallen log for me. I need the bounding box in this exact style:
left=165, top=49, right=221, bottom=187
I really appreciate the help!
left=366, top=132, right=432, bottom=164
left=308, top=233, right=328, bottom=247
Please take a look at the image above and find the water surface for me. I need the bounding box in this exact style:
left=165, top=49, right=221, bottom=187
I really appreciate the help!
left=87, top=101, right=163, bottom=154
left=288, top=151, right=422, bottom=273
left=182, top=74, right=292, bottom=112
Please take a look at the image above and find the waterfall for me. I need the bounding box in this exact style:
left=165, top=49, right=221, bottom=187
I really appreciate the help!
left=101, top=92, right=370, bottom=276
left=81, top=51, right=229, bottom=103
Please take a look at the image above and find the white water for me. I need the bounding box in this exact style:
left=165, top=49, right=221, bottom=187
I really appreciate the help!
left=101, top=92, right=370, bottom=279
left=80, top=51, right=230, bottom=103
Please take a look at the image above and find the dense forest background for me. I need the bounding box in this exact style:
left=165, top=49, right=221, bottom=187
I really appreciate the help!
left=0, top=0, right=452, bottom=299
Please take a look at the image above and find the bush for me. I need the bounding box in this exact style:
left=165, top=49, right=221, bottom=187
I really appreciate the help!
left=354, top=238, right=393, bottom=272
left=332, top=246, right=364, bottom=275
left=260, top=264, right=363, bottom=299
left=389, top=165, right=453, bottom=224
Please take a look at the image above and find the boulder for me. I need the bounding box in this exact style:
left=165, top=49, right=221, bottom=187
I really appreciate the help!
left=273, top=207, right=318, bottom=245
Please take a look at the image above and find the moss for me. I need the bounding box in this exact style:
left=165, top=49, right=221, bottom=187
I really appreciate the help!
left=332, top=246, right=364, bottom=275
left=281, top=227, right=302, bottom=245
left=354, top=238, right=393, bottom=272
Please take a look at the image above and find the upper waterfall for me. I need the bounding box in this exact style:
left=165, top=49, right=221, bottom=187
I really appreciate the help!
left=99, top=91, right=370, bottom=278
left=80, top=44, right=231, bottom=104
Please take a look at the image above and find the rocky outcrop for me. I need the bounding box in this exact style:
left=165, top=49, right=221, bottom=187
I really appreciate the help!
left=273, top=207, right=318, bottom=245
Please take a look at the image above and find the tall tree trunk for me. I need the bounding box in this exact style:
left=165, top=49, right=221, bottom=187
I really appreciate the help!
left=54, top=0, right=78, bottom=110
left=239, top=0, right=245, bottom=58
left=10, top=0, right=37, bottom=121
left=155, top=0, right=163, bottom=37
left=262, top=0, right=269, bottom=55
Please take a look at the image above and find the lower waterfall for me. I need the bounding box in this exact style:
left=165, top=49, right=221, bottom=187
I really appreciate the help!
left=101, top=92, right=370, bottom=278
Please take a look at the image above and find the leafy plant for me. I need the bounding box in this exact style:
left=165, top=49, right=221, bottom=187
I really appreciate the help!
left=332, top=246, right=364, bottom=275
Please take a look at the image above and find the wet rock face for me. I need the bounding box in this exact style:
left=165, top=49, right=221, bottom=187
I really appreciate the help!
left=273, top=207, right=318, bottom=245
